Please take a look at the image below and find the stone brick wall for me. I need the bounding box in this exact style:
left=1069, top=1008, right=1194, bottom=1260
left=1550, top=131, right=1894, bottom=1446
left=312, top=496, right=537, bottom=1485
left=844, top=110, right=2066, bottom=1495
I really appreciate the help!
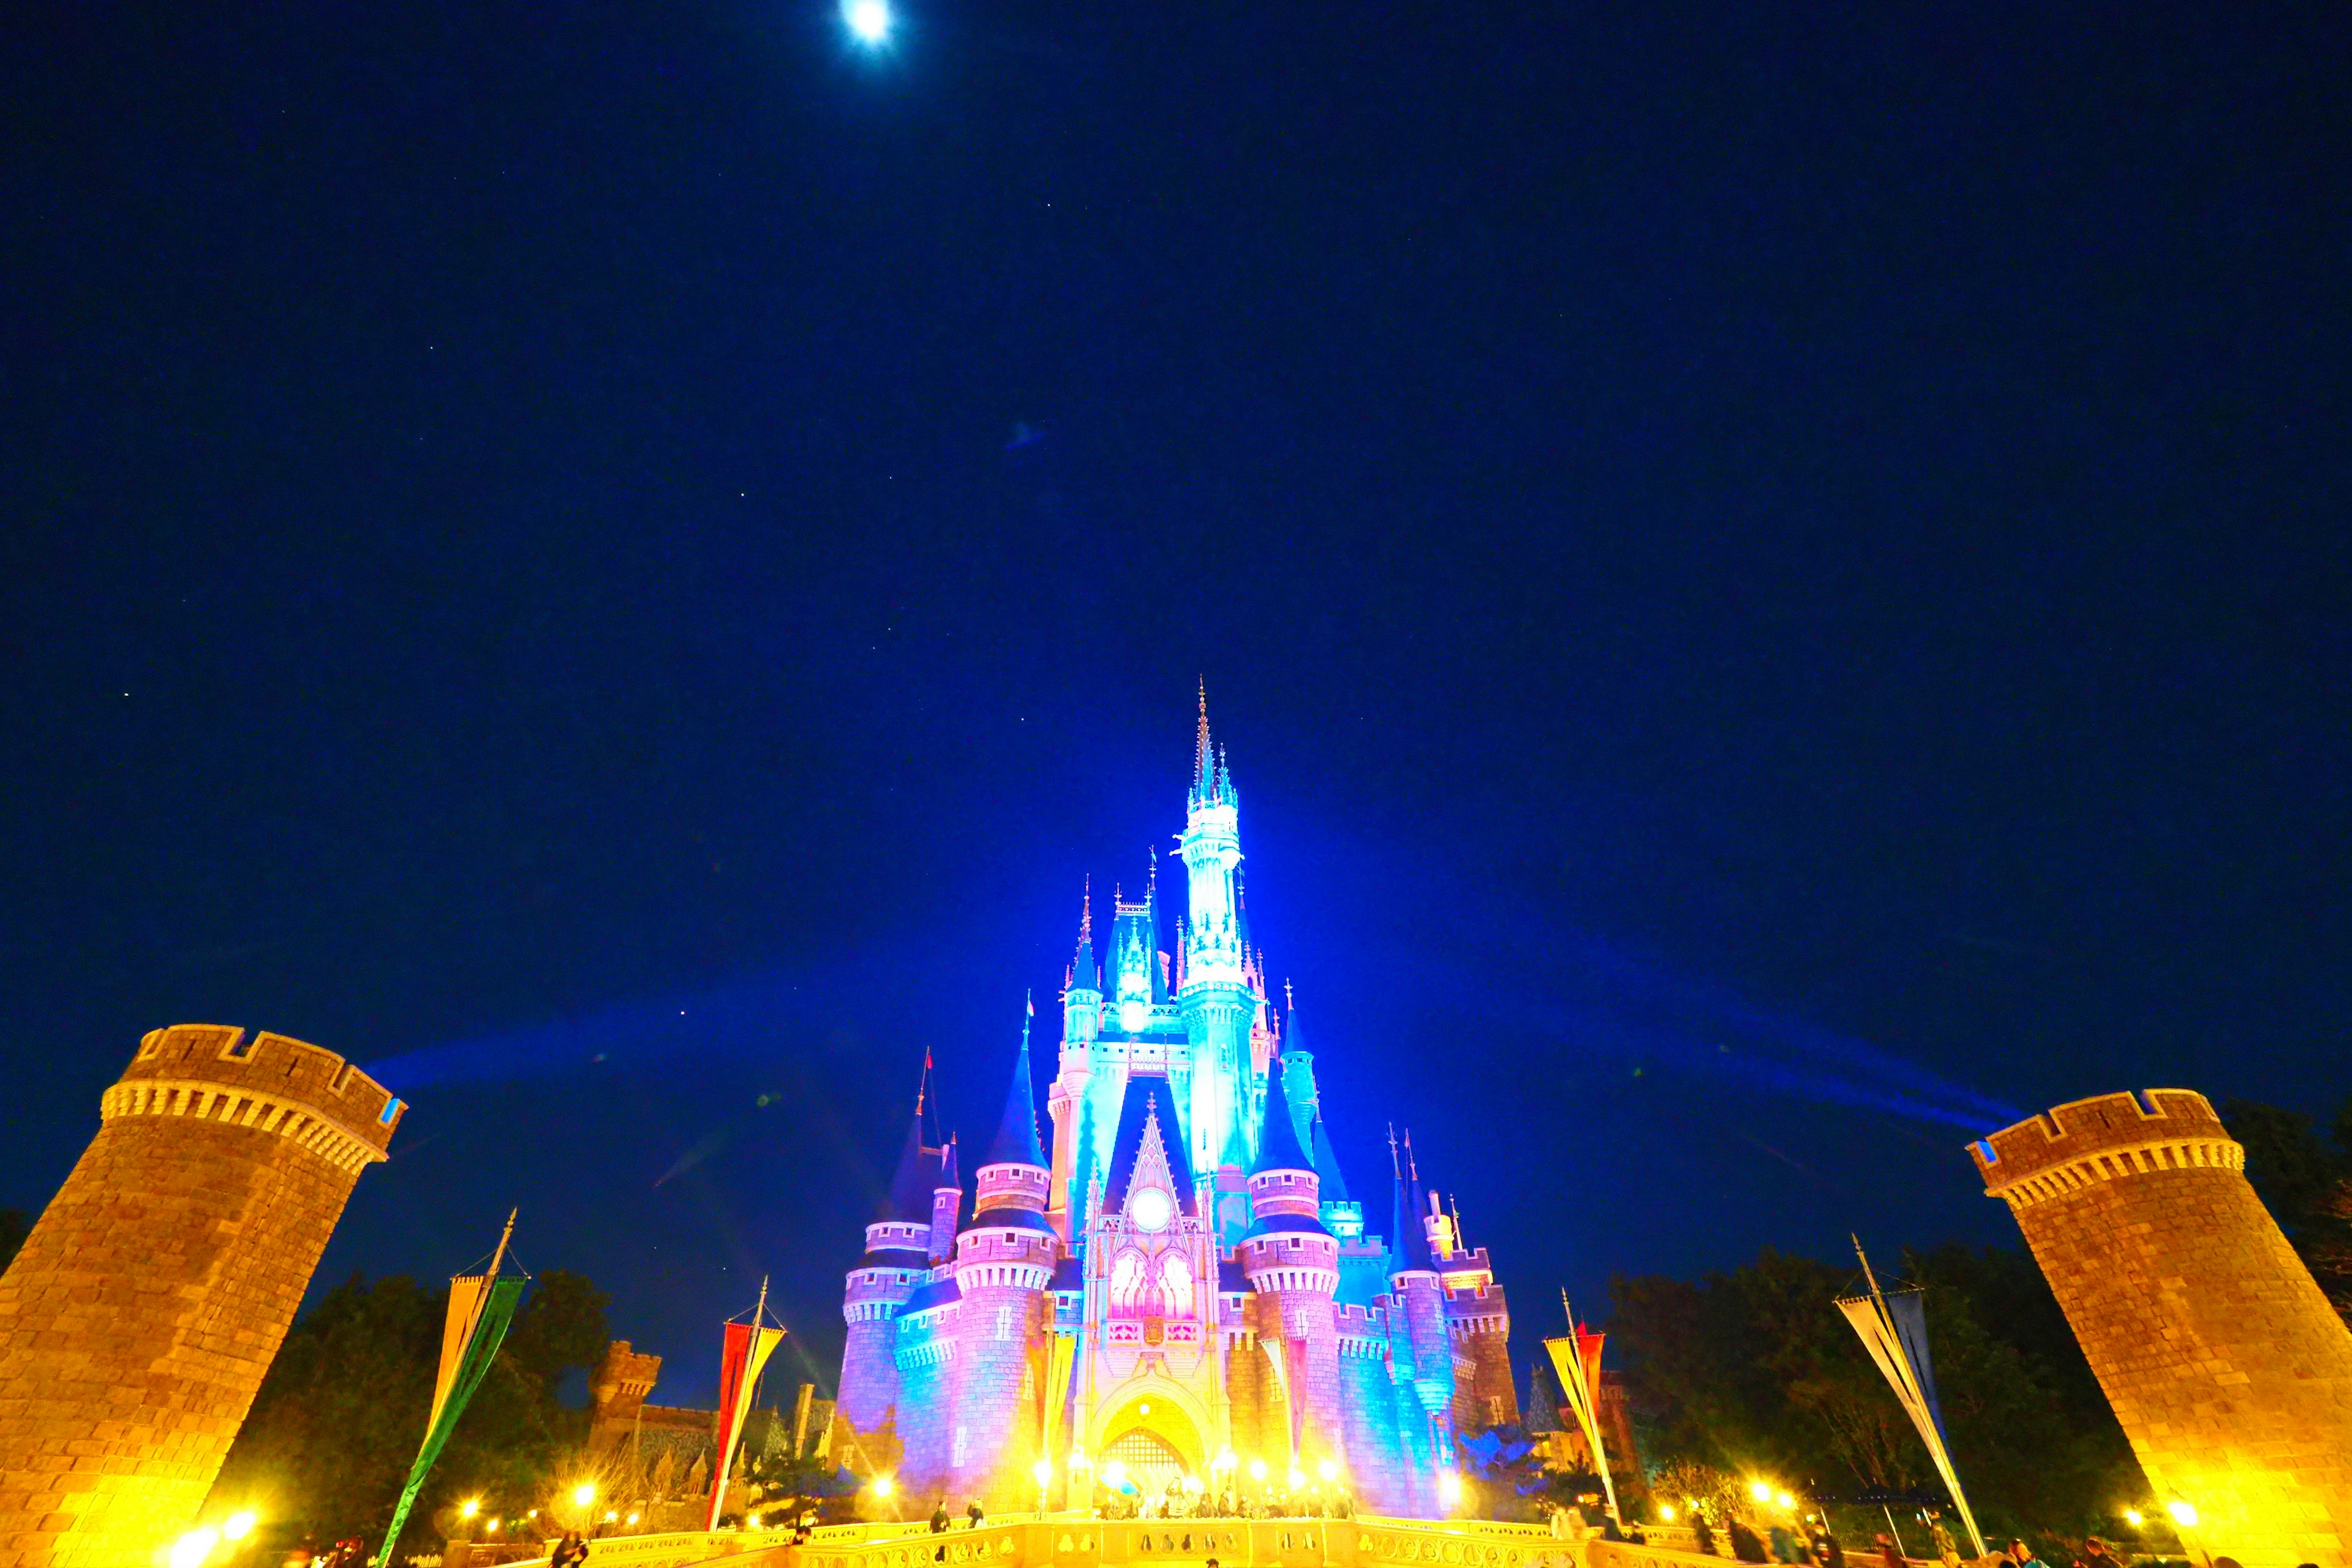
left=1972, top=1089, right=2352, bottom=1568
left=0, top=1025, right=400, bottom=1568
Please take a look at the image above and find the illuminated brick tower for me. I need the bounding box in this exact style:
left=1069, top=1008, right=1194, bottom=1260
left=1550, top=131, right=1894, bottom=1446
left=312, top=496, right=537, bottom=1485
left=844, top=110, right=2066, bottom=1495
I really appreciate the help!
left=0, top=1025, right=402, bottom=1568
left=1971, top=1090, right=2352, bottom=1568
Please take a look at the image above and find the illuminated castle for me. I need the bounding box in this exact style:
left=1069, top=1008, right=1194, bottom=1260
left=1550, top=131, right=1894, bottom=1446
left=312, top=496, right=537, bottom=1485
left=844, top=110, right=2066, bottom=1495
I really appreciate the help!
left=831, top=697, right=1515, bottom=1515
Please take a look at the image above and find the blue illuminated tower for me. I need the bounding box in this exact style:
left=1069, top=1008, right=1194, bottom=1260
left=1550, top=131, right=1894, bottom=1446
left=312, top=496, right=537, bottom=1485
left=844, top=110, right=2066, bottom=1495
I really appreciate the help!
left=1178, top=688, right=1258, bottom=1181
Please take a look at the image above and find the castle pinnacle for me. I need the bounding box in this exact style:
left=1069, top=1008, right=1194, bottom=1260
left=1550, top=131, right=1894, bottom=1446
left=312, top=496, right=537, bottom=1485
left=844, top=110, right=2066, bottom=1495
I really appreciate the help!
left=1069, top=877, right=1098, bottom=993
left=1252, top=1054, right=1314, bottom=1177
left=986, top=997, right=1048, bottom=1170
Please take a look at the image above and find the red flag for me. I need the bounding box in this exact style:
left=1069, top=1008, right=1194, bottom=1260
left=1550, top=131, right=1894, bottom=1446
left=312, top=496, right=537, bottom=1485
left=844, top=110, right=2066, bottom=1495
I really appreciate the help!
left=707, top=1319, right=785, bottom=1530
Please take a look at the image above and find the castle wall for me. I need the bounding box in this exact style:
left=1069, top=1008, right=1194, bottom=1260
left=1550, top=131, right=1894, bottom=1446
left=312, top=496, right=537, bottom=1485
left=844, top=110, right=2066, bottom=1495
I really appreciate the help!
left=0, top=1025, right=399, bottom=1568
left=894, top=1300, right=961, bottom=1503
left=1973, top=1090, right=2352, bottom=1568
left=1336, top=1308, right=1408, bottom=1513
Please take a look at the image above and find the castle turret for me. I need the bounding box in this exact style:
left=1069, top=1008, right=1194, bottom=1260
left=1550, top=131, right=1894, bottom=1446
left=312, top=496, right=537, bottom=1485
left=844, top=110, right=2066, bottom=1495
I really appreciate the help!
left=0, top=1026, right=401, bottom=1568
left=839, top=1104, right=933, bottom=1442
left=1973, top=1091, right=2352, bottom=1568
left=1049, top=889, right=1101, bottom=1242
left=1238, top=1057, right=1344, bottom=1472
left=1432, top=1194, right=1515, bottom=1430
left=929, top=1135, right=962, bottom=1263
left=1387, top=1133, right=1455, bottom=1459
left=949, top=1005, right=1060, bottom=1506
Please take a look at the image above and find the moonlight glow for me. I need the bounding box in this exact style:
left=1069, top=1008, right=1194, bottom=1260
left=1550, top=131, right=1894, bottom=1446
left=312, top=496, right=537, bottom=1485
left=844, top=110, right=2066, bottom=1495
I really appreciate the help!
left=843, top=0, right=891, bottom=43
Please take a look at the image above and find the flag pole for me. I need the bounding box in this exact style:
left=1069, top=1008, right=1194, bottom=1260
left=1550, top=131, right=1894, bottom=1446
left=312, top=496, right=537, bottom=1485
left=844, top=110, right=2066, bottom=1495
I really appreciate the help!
left=1558, top=1292, right=1618, bottom=1519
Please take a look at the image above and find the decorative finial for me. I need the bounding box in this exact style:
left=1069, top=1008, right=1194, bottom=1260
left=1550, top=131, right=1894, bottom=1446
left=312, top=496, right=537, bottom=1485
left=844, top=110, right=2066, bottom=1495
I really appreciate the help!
left=1284, top=977, right=1295, bottom=1011
left=1079, top=875, right=1092, bottom=945
left=1404, top=1128, right=1419, bottom=1182
left=1196, top=679, right=1212, bottom=783
left=1387, top=1123, right=1401, bottom=1178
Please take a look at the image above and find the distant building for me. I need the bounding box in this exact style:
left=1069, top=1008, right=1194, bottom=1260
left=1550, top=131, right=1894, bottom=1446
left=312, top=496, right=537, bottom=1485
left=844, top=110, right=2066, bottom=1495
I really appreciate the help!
left=829, top=699, right=1515, bottom=1515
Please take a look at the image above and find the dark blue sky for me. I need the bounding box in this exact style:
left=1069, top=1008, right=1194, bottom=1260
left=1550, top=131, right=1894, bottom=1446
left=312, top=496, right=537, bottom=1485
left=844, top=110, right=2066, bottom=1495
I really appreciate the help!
left=4, top=0, right=2346, bottom=1403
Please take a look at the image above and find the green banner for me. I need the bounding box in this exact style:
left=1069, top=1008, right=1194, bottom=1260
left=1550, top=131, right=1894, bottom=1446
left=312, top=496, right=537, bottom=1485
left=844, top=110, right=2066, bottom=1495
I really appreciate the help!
left=375, top=1276, right=526, bottom=1568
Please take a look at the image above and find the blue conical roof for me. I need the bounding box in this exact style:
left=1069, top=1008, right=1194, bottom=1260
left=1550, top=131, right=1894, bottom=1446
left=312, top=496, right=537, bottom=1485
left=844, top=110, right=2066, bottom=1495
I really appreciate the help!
left=883, top=1112, right=930, bottom=1222
left=1253, top=1056, right=1314, bottom=1176
left=1310, top=1115, right=1351, bottom=1202
left=986, top=1014, right=1048, bottom=1170
left=1390, top=1163, right=1434, bottom=1273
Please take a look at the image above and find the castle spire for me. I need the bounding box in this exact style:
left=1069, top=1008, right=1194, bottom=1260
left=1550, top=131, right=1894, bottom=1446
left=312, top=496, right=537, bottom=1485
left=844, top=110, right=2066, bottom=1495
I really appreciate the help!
left=986, top=994, right=1048, bottom=1170
left=1251, top=1055, right=1314, bottom=1177
left=1389, top=1129, right=1435, bottom=1274
left=884, top=1105, right=930, bottom=1222
left=1069, top=878, right=1098, bottom=993
left=1195, top=678, right=1213, bottom=791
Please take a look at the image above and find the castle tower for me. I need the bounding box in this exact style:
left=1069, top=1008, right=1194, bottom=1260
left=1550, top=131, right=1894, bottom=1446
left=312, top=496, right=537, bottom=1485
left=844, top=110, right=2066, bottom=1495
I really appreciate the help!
left=1238, top=1058, right=1344, bottom=1474
left=1387, top=1133, right=1456, bottom=1485
left=949, top=1009, right=1059, bottom=1506
left=1430, top=1194, right=1516, bottom=1431
left=1048, top=889, right=1101, bottom=1242
left=0, top=1025, right=402, bottom=1568
left=1178, top=689, right=1259, bottom=1177
left=837, top=1108, right=934, bottom=1446
left=1971, top=1091, right=2352, bottom=1568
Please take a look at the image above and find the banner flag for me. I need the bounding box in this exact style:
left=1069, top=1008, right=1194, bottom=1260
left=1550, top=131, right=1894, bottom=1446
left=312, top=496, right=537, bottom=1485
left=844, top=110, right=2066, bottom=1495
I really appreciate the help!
left=374, top=1275, right=526, bottom=1568
left=1837, top=1289, right=1986, bottom=1558
left=1042, top=1332, right=1079, bottom=1469
left=1545, top=1314, right=1618, bottom=1518
left=707, top=1318, right=787, bottom=1530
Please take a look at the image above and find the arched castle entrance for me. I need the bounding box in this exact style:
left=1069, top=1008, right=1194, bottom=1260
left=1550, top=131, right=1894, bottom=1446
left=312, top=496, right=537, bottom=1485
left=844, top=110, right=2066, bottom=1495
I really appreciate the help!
left=1090, top=1385, right=1206, bottom=1504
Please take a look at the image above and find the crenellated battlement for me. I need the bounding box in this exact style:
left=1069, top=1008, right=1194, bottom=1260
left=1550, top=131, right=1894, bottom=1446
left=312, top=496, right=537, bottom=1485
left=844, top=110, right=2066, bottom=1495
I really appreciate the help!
left=1969, top=1089, right=2242, bottom=1209
left=105, top=1025, right=404, bottom=1175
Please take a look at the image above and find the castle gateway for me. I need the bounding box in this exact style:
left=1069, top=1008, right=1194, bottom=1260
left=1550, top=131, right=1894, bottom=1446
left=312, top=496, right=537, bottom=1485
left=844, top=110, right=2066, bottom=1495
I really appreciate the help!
left=829, top=699, right=1513, bottom=1517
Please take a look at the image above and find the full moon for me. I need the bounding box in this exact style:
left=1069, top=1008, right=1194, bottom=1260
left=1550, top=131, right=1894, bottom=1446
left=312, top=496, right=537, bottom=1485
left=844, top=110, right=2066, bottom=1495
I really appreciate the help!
left=843, top=0, right=891, bottom=43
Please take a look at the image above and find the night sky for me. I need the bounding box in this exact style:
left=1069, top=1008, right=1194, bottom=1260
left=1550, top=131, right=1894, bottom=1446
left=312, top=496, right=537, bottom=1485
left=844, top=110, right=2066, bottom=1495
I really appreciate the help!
left=5, top=1, right=2347, bottom=1405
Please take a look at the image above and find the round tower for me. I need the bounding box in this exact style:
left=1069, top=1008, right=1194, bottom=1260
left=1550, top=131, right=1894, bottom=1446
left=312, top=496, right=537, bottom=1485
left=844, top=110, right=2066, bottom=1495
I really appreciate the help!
left=949, top=1016, right=1059, bottom=1508
left=1239, top=1058, right=1345, bottom=1478
left=1972, top=1090, right=2352, bottom=1568
left=838, top=1111, right=934, bottom=1444
left=0, top=1025, right=402, bottom=1568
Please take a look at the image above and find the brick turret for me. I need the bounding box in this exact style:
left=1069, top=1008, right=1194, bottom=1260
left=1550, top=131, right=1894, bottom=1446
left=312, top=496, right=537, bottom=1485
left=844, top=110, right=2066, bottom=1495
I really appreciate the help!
left=838, top=1111, right=933, bottom=1444
left=1972, top=1091, right=2352, bottom=1568
left=945, top=1014, right=1058, bottom=1507
left=0, top=1025, right=401, bottom=1568
left=1238, top=1058, right=1344, bottom=1476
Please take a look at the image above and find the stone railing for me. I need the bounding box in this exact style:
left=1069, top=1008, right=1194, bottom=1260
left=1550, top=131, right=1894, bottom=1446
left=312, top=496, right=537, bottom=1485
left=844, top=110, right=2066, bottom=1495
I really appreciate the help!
left=690, top=1512, right=1594, bottom=1568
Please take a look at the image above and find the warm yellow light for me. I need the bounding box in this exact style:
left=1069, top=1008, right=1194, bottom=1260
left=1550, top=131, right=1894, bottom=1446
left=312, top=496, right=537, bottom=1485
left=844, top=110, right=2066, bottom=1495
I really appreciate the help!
left=572, top=1482, right=597, bottom=1509
left=1776, top=1492, right=1795, bottom=1511
left=460, top=1498, right=481, bottom=1521
left=488, top=1520, right=501, bottom=1532
left=168, top=1527, right=220, bottom=1568
left=872, top=1476, right=896, bottom=1499
left=1138, top=1402, right=1152, bottom=1415
left=2122, top=1510, right=2144, bottom=1528
left=1069, top=1452, right=1090, bottom=1473
left=1033, top=1458, right=1055, bottom=1487
left=748, top=1512, right=762, bottom=1529
left=1183, top=1476, right=1205, bottom=1494
left=223, top=1510, right=257, bottom=1541
left=2167, top=1501, right=2198, bottom=1529
left=1213, top=1449, right=1237, bottom=1472
left=1288, top=1468, right=1306, bottom=1490
left=1438, top=1472, right=1463, bottom=1507
left=1659, top=1506, right=1677, bottom=1523
left=1317, top=1459, right=1339, bottom=1482
left=603, top=1511, right=617, bottom=1523
left=529, top=1509, right=540, bottom=1519
left=1249, top=1458, right=1269, bottom=1482
left=627, top=1513, right=640, bottom=1526
left=1749, top=1480, right=1773, bottom=1504
left=1102, top=1460, right=1129, bottom=1488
